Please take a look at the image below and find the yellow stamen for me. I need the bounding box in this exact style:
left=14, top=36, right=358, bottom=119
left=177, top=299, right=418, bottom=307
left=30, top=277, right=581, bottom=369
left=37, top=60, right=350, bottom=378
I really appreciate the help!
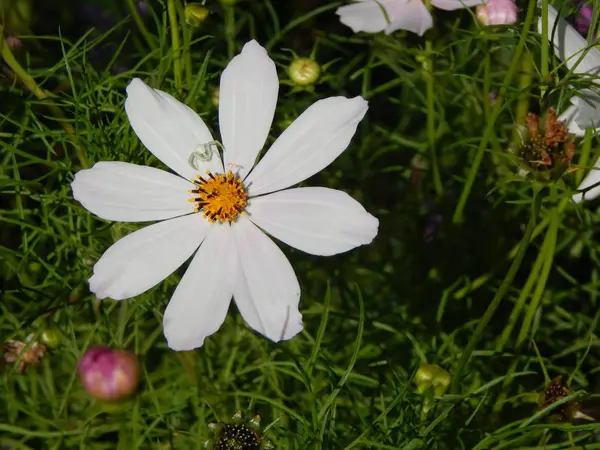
left=188, top=170, right=247, bottom=223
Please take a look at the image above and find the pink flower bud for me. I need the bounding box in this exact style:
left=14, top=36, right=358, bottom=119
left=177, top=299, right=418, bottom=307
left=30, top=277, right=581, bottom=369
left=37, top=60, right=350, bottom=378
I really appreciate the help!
left=575, top=2, right=595, bottom=38
left=77, top=346, right=140, bottom=401
left=476, top=0, right=518, bottom=26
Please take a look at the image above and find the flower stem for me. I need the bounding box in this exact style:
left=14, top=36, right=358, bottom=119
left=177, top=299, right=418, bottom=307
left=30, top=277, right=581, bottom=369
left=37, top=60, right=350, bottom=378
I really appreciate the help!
left=167, top=0, right=182, bottom=91
left=178, top=1, right=193, bottom=89
left=450, top=188, right=543, bottom=392
left=125, top=0, right=155, bottom=50
left=224, top=4, right=236, bottom=59
left=452, top=0, right=537, bottom=223
left=425, top=40, right=443, bottom=197
left=540, top=0, right=549, bottom=95
left=0, top=32, right=88, bottom=168
left=512, top=51, right=533, bottom=148
left=515, top=197, right=558, bottom=348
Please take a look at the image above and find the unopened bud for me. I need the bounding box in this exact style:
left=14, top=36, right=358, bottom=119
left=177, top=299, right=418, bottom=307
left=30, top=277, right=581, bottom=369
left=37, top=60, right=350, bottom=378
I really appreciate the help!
left=414, top=363, right=451, bottom=396
left=289, top=58, right=321, bottom=87
left=477, top=0, right=518, bottom=26
left=78, top=346, right=141, bottom=401
left=575, top=2, right=594, bottom=37
left=211, top=86, right=220, bottom=107
left=184, top=3, right=209, bottom=27
left=40, top=324, right=63, bottom=349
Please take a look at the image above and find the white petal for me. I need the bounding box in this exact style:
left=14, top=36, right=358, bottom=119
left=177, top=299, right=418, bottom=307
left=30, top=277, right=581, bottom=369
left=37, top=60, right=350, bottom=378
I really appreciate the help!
left=570, top=89, right=600, bottom=130
left=125, top=78, right=223, bottom=180
left=539, top=5, right=600, bottom=75
left=247, top=187, right=379, bottom=256
left=384, top=0, right=432, bottom=36
left=336, top=0, right=393, bottom=34
left=559, top=104, right=586, bottom=137
left=72, top=161, right=194, bottom=222
left=574, top=158, right=600, bottom=203
left=232, top=216, right=303, bottom=342
left=431, top=0, right=483, bottom=10
left=245, top=97, right=368, bottom=196
left=89, top=213, right=209, bottom=301
left=163, top=223, right=236, bottom=351
left=219, top=41, right=279, bottom=180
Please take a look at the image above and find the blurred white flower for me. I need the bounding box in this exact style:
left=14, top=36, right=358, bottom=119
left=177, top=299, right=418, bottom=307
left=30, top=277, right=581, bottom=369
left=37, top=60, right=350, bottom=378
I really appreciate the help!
left=476, top=0, right=517, bottom=26
left=539, top=5, right=600, bottom=202
left=336, top=0, right=483, bottom=37
left=71, top=41, right=379, bottom=351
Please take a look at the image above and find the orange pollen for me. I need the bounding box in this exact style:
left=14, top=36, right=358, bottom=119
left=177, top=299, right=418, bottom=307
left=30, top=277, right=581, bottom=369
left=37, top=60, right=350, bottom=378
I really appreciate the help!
left=188, top=170, right=248, bottom=223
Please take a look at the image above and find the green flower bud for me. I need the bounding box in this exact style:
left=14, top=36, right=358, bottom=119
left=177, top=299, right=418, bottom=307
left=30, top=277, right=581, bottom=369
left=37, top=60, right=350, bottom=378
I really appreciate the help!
left=288, top=58, right=321, bottom=87
left=414, top=363, right=451, bottom=396
left=432, top=369, right=451, bottom=397
left=184, top=3, right=209, bottom=27
left=211, top=86, right=220, bottom=107
left=40, top=323, right=63, bottom=349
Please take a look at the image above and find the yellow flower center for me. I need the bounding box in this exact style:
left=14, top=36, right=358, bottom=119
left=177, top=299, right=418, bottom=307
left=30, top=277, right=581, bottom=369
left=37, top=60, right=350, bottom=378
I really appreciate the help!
left=188, top=170, right=248, bottom=223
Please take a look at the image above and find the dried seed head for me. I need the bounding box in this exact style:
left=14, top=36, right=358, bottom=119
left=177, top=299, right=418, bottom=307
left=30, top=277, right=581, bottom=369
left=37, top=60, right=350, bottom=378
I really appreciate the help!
left=512, top=108, right=576, bottom=181
left=539, top=377, right=578, bottom=422
left=204, top=412, right=271, bottom=450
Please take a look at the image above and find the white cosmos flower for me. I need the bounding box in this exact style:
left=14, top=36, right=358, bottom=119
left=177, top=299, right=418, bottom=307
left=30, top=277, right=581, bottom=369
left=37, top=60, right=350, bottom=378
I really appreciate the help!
left=71, top=40, right=379, bottom=351
left=336, top=0, right=483, bottom=37
left=539, top=5, right=600, bottom=202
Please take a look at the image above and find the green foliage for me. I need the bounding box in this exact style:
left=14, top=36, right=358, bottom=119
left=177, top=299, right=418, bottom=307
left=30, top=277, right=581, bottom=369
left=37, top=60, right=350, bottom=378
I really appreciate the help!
left=2, top=0, right=600, bottom=449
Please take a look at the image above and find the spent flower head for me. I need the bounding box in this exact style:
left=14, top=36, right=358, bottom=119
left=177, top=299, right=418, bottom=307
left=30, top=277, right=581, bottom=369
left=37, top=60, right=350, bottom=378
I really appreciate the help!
left=205, top=411, right=272, bottom=450
left=71, top=40, right=379, bottom=351
left=3, top=335, right=46, bottom=373
left=512, top=108, right=575, bottom=182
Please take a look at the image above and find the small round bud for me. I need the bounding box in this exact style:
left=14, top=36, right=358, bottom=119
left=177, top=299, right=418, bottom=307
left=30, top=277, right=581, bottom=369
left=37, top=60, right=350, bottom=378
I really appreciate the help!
left=40, top=324, right=63, bottom=349
left=5, top=36, right=22, bottom=52
left=288, top=58, right=321, bottom=87
left=432, top=369, right=451, bottom=397
left=476, top=0, right=518, bottom=26
left=78, top=346, right=141, bottom=401
left=137, top=0, right=149, bottom=17
left=414, top=363, right=451, bottom=396
left=575, top=2, right=594, bottom=37
left=185, top=3, right=209, bottom=27
left=211, top=86, right=220, bottom=107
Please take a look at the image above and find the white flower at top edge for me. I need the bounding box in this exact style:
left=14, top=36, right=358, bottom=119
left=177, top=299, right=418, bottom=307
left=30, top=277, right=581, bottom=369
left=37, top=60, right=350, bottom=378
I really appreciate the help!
left=539, top=5, right=600, bottom=202
left=71, top=40, right=379, bottom=351
left=335, top=0, right=484, bottom=37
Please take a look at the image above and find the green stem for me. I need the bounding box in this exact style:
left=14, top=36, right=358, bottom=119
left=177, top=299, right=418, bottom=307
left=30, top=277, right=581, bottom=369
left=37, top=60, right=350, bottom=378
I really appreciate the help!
left=540, top=0, right=549, bottom=96
left=576, top=129, right=593, bottom=186
left=425, top=40, right=443, bottom=196
left=0, top=33, right=88, bottom=168
left=224, top=5, right=236, bottom=59
left=515, top=203, right=558, bottom=348
left=496, top=231, right=547, bottom=351
left=167, top=0, right=182, bottom=91
left=178, top=1, right=193, bottom=89
left=125, top=0, right=155, bottom=50
left=452, top=0, right=537, bottom=223
left=512, top=51, right=533, bottom=148
left=450, top=189, right=543, bottom=392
